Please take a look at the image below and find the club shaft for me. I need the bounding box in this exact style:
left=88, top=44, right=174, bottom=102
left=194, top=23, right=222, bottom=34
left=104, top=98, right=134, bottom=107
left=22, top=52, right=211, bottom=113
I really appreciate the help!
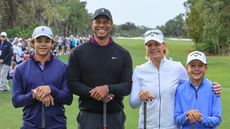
left=144, top=101, right=147, bottom=129
left=41, top=105, right=45, bottom=129
left=191, top=123, right=195, bottom=129
left=103, top=102, right=107, bottom=129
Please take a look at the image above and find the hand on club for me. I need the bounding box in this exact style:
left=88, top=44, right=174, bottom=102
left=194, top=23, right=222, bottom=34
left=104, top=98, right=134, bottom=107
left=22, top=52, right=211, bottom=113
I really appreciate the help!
left=32, top=85, right=52, bottom=104
left=139, top=89, right=156, bottom=102
left=40, top=94, right=54, bottom=107
left=186, top=109, right=202, bottom=123
left=89, top=85, right=109, bottom=101
left=102, top=93, right=115, bottom=103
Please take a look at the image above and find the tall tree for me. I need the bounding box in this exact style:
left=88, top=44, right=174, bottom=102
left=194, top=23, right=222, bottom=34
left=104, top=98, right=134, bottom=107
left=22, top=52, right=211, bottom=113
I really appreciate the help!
left=0, top=0, right=40, bottom=37
left=159, top=14, right=187, bottom=38
left=0, top=0, right=91, bottom=37
left=185, top=0, right=204, bottom=43
left=65, top=0, right=90, bottom=35
left=185, top=0, right=230, bottom=55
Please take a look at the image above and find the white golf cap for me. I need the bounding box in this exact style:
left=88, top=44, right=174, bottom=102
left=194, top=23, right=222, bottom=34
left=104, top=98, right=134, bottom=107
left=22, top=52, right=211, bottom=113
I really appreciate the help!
left=144, top=29, right=164, bottom=44
left=32, top=26, right=53, bottom=39
left=186, top=51, right=207, bottom=64
left=1, top=32, right=7, bottom=37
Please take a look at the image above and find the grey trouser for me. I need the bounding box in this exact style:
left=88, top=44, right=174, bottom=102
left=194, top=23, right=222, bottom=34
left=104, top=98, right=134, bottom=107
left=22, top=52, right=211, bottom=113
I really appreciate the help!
left=0, top=64, right=10, bottom=91
left=77, top=110, right=126, bottom=129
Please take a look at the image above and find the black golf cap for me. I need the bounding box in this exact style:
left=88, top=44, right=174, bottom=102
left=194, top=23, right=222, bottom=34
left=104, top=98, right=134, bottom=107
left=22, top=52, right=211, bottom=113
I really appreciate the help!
left=92, top=8, right=113, bottom=22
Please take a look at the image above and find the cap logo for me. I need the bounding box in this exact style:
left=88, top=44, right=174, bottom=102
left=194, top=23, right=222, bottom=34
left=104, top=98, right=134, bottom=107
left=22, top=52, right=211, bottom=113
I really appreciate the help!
left=42, top=28, right=45, bottom=31
left=190, top=52, right=202, bottom=57
left=101, top=9, right=105, bottom=12
left=144, top=31, right=160, bottom=38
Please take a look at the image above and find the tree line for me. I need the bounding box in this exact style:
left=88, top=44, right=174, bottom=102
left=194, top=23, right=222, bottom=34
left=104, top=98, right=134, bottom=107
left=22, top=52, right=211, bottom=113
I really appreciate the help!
left=185, top=0, right=230, bottom=55
left=0, top=0, right=229, bottom=55
left=0, top=0, right=90, bottom=38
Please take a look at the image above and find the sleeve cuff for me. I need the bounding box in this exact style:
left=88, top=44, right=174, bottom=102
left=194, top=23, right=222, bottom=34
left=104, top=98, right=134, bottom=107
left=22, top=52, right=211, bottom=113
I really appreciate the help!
left=49, top=85, right=57, bottom=97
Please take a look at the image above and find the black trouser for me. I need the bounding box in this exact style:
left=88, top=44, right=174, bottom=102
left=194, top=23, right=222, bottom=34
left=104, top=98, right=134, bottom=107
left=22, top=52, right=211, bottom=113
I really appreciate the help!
left=77, top=110, right=126, bottom=129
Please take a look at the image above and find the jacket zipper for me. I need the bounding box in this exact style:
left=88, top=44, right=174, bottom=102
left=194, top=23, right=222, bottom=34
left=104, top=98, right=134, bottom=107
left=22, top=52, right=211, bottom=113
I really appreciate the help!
left=41, top=67, right=45, bottom=129
left=195, top=90, right=198, bottom=99
left=192, top=86, right=199, bottom=99
left=191, top=86, right=198, bottom=129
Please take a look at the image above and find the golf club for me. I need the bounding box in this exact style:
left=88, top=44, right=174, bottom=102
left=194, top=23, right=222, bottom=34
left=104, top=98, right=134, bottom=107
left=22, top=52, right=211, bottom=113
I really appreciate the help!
left=32, top=89, right=45, bottom=129
left=103, top=102, right=107, bottom=129
left=41, top=105, right=45, bottom=129
left=144, top=101, right=147, bottom=129
left=191, top=123, right=194, bottom=129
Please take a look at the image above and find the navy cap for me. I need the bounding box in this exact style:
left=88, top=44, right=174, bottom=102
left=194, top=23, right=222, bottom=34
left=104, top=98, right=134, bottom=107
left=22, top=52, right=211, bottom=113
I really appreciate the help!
left=92, top=8, right=113, bottom=22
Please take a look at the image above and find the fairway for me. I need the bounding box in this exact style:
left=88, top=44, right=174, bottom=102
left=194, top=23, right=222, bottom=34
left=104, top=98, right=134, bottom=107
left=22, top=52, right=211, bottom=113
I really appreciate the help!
left=0, top=38, right=229, bottom=129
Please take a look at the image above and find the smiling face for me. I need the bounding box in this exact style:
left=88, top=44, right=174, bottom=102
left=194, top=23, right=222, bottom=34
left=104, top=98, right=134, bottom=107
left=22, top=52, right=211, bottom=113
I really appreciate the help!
left=31, top=36, right=55, bottom=60
left=145, top=40, right=166, bottom=61
left=91, top=15, right=113, bottom=41
left=186, top=59, right=208, bottom=85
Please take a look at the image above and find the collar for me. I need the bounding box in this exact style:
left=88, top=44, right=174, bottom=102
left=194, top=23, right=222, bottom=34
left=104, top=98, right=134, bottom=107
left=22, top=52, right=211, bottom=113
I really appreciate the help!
left=32, top=53, right=53, bottom=64
left=148, top=56, right=167, bottom=66
left=189, top=76, right=206, bottom=88
left=89, top=35, right=113, bottom=46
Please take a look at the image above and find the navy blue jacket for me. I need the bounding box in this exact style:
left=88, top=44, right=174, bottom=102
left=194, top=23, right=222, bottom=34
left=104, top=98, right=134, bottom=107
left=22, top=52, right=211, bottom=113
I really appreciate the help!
left=12, top=55, right=73, bottom=129
left=0, top=40, right=13, bottom=65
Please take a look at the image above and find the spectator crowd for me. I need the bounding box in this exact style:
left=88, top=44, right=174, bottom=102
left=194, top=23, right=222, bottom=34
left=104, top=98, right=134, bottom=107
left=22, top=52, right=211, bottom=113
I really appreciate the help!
left=0, top=31, right=89, bottom=92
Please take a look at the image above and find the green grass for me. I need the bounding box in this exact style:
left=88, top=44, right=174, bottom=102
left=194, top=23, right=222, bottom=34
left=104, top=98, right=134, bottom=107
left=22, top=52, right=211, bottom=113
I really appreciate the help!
left=0, top=38, right=229, bottom=129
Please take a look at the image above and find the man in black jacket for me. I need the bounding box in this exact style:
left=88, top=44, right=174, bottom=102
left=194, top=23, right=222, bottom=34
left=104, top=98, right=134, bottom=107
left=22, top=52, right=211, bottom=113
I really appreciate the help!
left=0, top=32, right=13, bottom=92
left=68, top=8, right=133, bottom=129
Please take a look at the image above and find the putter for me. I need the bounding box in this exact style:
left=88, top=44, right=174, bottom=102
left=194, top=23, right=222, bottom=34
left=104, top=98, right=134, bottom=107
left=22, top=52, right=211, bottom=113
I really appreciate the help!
left=103, top=102, right=107, bottom=129
left=143, top=101, right=147, bottom=129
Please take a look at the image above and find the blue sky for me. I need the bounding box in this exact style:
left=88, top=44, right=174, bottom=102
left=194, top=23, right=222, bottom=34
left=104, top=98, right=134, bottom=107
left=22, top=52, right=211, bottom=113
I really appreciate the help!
left=80, top=0, right=187, bottom=28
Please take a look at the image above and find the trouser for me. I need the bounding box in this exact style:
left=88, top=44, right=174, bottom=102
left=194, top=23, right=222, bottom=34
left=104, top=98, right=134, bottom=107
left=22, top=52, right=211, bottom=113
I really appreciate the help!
left=77, top=110, right=126, bottom=129
left=20, top=125, right=66, bottom=129
left=21, top=127, right=66, bottom=129
left=0, top=64, right=10, bottom=91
